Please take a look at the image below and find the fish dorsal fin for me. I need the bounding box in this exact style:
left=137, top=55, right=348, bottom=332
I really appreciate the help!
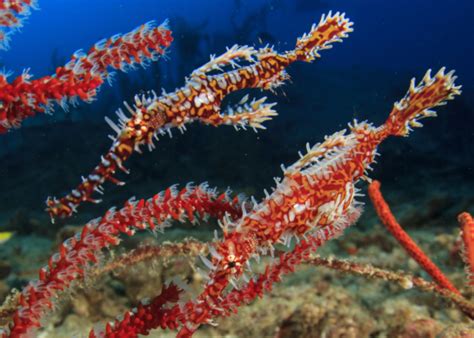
left=286, top=130, right=355, bottom=175
left=191, top=45, right=258, bottom=78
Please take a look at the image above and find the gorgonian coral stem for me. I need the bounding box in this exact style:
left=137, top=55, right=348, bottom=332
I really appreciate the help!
left=459, top=212, right=474, bottom=287
left=368, top=180, right=460, bottom=294
left=0, top=20, right=172, bottom=133
left=306, top=255, right=474, bottom=318
left=88, top=240, right=207, bottom=279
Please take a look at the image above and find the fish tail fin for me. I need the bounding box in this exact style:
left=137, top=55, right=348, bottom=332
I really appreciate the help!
left=384, top=68, right=461, bottom=137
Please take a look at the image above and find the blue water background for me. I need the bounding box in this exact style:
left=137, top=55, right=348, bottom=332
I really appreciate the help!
left=3, top=0, right=472, bottom=83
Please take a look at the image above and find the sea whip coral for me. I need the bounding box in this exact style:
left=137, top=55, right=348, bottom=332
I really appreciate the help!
left=459, top=212, right=474, bottom=286
left=368, top=180, right=460, bottom=294
left=0, top=20, right=172, bottom=133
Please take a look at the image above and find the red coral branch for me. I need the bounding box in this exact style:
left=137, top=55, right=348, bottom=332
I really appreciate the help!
left=0, top=20, right=172, bottom=133
left=458, top=212, right=474, bottom=286
left=8, top=183, right=243, bottom=337
left=89, top=283, right=183, bottom=338
left=368, top=180, right=460, bottom=294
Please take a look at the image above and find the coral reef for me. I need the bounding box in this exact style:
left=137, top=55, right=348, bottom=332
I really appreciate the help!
left=0, top=4, right=472, bottom=338
left=6, top=63, right=470, bottom=338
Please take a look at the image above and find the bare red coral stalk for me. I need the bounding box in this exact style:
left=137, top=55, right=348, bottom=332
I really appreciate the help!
left=458, top=212, right=474, bottom=286
left=368, top=180, right=460, bottom=294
